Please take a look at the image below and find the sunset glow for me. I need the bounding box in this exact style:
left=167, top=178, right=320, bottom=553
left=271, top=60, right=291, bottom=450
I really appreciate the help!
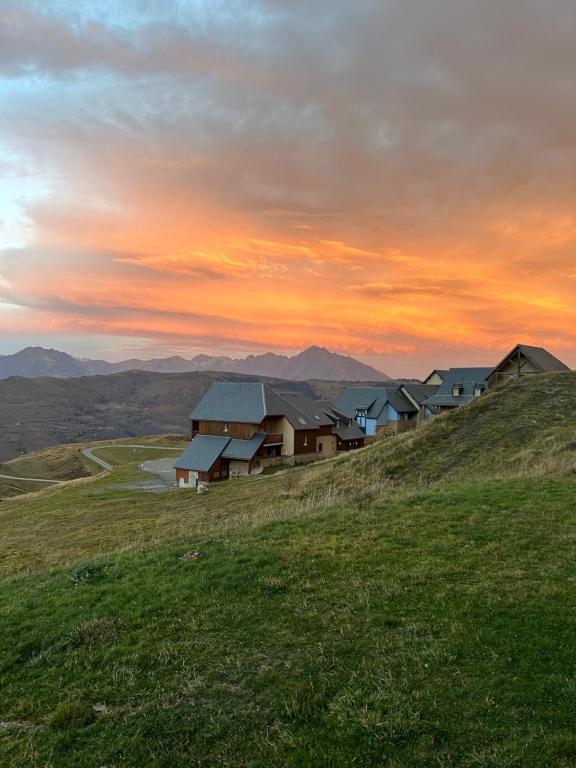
left=1, top=1, right=576, bottom=376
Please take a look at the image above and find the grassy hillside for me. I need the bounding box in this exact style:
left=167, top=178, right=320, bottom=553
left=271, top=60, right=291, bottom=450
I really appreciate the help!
left=0, top=434, right=187, bottom=501
left=306, top=372, right=576, bottom=497
left=1, top=374, right=575, bottom=766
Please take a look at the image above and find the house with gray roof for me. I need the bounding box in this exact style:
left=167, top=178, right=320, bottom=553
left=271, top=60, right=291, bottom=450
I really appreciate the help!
left=486, top=344, right=570, bottom=388
left=175, top=382, right=364, bottom=487
left=423, top=368, right=493, bottom=415
left=336, top=385, right=420, bottom=436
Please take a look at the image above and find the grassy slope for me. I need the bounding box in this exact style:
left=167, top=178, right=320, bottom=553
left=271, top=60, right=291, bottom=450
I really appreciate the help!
left=0, top=434, right=187, bottom=501
left=308, top=371, right=576, bottom=494
left=1, top=374, right=576, bottom=766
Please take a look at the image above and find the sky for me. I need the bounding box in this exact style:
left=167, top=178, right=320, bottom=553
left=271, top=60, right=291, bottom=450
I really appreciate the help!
left=1, top=0, right=576, bottom=377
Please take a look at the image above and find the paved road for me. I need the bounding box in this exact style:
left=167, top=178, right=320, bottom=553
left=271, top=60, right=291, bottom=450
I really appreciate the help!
left=139, top=458, right=177, bottom=486
left=82, top=445, right=182, bottom=472
left=0, top=445, right=181, bottom=489
left=0, top=473, right=61, bottom=484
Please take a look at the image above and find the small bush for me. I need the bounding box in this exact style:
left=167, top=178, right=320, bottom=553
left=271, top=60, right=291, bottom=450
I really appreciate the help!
left=50, top=702, right=96, bottom=730
left=68, top=617, right=121, bottom=649
left=68, top=564, right=106, bottom=585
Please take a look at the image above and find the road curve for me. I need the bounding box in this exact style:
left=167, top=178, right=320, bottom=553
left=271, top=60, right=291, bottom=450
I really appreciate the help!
left=0, top=473, right=61, bottom=484
left=82, top=445, right=183, bottom=472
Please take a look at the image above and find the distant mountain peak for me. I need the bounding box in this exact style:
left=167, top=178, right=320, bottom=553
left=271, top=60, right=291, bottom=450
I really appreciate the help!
left=0, top=345, right=390, bottom=382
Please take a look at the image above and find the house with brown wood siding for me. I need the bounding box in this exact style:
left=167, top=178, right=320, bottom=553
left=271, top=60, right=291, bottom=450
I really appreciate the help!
left=175, top=382, right=364, bottom=487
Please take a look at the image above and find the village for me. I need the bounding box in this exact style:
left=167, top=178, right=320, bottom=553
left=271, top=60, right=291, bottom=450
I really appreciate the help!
left=174, top=343, right=571, bottom=488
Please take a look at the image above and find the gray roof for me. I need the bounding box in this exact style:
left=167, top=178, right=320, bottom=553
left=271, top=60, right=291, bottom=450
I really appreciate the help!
left=191, top=382, right=269, bottom=424
left=222, top=433, right=266, bottom=460
left=334, top=423, right=365, bottom=441
left=490, top=344, right=570, bottom=376
left=175, top=435, right=230, bottom=472
left=400, top=382, right=439, bottom=407
left=337, top=386, right=416, bottom=420
left=190, top=382, right=320, bottom=430
left=175, top=431, right=267, bottom=471
left=281, top=394, right=346, bottom=427
left=424, top=368, right=492, bottom=408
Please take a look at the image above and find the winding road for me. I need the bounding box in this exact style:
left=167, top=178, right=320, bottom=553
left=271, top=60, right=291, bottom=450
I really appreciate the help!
left=0, top=474, right=60, bottom=484
left=1, top=445, right=181, bottom=487
left=81, top=445, right=181, bottom=471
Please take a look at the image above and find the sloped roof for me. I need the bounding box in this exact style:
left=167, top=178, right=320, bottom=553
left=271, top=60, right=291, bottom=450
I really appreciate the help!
left=400, top=383, right=440, bottom=407
left=175, top=435, right=230, bottom=472
left=222, top=433, right=266, bottom=460
left=490, top=344, right=570, bottom=376
left=424, top=369, right=448, bottom=384
left=337, top=386, right=416, bottom=419
left=281, top=394, right=345, bottom=427
left=190, top=382, right=319, bottom=429
left=425, top=368, right=492, bottom=408
left=191, top=382, right=268, bottom=423
left=334, top=423, right=365, bottom=441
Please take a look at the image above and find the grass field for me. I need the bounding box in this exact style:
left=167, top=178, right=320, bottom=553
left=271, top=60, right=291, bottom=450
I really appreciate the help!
left=0, top=434, right=187, bottom=501
left=89, top=445, right=184, bottom=466
left=1, top=375, right=576, bottom=766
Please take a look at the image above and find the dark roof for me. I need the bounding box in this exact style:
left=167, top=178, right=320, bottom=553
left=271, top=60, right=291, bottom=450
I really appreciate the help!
left=175, top=435, right=230, bottom=472
left=280, top=394, right=355, bottom=428
left=424, top=368, right=492, bottom=408
left=191, top=382, right=268, bottom=423
left=337, top=386, right=416, bottom=420
left=175, top=431, right=268, bottom=471
left=222, top=433, right=266, bottom=460
left=190, top=382, right=321, bottom=430
left=400, top=382, right=439, bottom=407
left=424, top=369, right=448, bottom=384
left=334, top=423, right=365, bottom=441
left=490, top=344, right=570, bottom=376
left=279, top=393, right=334, bottom=428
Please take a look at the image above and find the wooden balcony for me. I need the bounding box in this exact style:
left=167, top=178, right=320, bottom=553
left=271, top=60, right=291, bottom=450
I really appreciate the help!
left=263, top=433, right=283, bottom=445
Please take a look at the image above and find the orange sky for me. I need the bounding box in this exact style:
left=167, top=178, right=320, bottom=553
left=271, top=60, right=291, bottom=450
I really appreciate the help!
left=1, top=0, right=576, bottom=377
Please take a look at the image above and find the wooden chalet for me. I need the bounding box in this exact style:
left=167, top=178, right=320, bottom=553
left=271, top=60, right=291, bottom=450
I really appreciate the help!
left=175, top=382, right=364, bottom=487
left=486, top=344, right=570, bottom=388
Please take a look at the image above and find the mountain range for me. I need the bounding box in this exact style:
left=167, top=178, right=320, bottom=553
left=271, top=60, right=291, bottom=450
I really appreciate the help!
left=0, top=345, right=389, bottom=382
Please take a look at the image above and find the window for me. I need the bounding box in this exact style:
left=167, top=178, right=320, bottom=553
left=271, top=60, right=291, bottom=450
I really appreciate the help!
left=223, top=423, right=229, bottom=433
left=474, top=386, right=484, bottom=397
left=452, top=385, right=464, bottom=397
left=303, top=436, right=308, bottom=447
left=318, top=442, right=323, bottom=452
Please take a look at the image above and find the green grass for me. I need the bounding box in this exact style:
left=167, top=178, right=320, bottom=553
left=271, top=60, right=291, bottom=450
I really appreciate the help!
left=1, top=375, right=576, bottom=765
left=90, top=445, right=183, bottom=466
left=1, top=477, right=575, bottom=766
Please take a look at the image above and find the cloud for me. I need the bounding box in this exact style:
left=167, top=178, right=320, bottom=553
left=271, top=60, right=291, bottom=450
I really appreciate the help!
left=1, top=0, right=576, bottom=372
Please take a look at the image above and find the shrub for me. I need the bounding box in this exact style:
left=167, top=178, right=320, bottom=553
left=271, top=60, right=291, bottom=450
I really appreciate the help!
left=68, top=564, right=106, bottom=585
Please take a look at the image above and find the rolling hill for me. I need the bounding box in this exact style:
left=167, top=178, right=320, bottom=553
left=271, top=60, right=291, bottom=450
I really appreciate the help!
left=0, top=373, right=575, bottom=766
left=0, top=345, right=389, bottom=382
left=0, top=369, right=341, bottom=463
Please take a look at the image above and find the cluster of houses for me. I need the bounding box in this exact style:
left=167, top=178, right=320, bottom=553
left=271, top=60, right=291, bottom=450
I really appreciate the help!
left=174, top=343, right=571, bottom=487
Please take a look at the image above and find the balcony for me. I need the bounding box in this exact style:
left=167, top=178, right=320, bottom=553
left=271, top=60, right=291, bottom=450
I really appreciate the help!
left=263, top=433, right=283, bottom=445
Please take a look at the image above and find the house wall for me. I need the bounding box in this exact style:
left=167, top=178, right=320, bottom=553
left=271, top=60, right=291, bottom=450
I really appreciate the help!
left=364, top=418, right=378, bottom=436
left=278, top=416, right=296, bottom=456
left=424, top=371, right=444, bottom=385
left=294, top=429, right=318, bottom=454
left=337, top=437, right=365, bottom=451
left=197, top=420, right=259, bottom=439
left=316, top=434, right=337, bottom=458
left=488, top=354, right=540, bottom=387
left=228, top=459, right=251, bottom=477
left=176, top=468, right=195, bottom=487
